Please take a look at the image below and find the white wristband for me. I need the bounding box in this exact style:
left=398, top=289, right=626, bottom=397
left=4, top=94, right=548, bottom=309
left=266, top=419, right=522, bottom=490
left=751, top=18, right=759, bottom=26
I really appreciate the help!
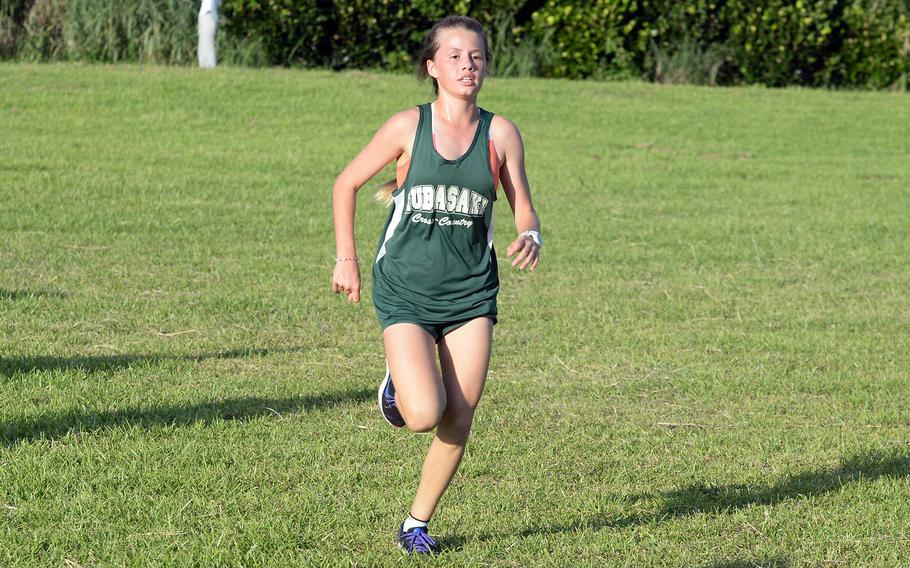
left=519, top=230, right=543, bottom=247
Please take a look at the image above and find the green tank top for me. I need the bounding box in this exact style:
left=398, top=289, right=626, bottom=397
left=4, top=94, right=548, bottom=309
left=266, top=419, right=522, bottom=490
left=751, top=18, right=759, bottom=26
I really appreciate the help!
left=372, top=103, right=499, bottom=326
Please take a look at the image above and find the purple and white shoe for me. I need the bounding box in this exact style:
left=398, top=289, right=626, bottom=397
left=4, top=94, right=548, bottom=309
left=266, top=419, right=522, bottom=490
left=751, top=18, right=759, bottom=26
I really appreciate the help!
left=397, top=524, right=438, bottom=555
left=378, top=365, right=405, bottom=428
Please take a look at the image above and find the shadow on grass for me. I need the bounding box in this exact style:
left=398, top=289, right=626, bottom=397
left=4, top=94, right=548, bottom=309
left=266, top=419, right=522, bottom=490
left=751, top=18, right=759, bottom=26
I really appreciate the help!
left=0, top=347, right=293, bottom=377
left=557, top=451, right=910, bottom=533
left=1, top=387, right=373, bottom=447
left=441, top=451, right=909, bottom=551
left=0, top=288, right=69, bottom=300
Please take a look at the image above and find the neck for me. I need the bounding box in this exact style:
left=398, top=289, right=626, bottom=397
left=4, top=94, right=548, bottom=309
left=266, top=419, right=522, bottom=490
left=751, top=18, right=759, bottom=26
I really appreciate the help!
left=432, top=94, right=478, bottom=127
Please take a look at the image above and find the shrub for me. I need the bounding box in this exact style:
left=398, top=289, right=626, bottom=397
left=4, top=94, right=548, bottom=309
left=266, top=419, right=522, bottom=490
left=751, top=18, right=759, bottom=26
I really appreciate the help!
left=219, top=0, right=326, bottom=66
left=821, top=0, right=909, bottom=89
left=526, top=0, right=909, bottom=87
left=647, top=36, right=732, bottom=86
left=527, top=1, right=643, bottom=79
left=725, top=0, right=909, bottom=88
left=219, top=0, right=527, bottom=70
left=0, top=0, right=907, bottom=89
left=487, top=10, right=556, bottom=78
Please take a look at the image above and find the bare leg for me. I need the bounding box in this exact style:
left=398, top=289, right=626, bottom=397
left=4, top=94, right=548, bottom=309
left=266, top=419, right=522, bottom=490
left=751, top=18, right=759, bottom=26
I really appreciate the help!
left=409, top=317, right=493, bottom=521
left=383, top=323, right=445, bottom=432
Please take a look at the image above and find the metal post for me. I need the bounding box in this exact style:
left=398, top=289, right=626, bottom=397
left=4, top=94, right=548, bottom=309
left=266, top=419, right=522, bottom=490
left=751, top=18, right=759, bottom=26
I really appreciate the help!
left=198, top=0, right=221, bottom=68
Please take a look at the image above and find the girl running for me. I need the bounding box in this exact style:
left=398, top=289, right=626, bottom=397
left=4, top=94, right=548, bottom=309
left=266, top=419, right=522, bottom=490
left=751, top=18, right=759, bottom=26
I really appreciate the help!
left=331, top=15, right=542, bottom=555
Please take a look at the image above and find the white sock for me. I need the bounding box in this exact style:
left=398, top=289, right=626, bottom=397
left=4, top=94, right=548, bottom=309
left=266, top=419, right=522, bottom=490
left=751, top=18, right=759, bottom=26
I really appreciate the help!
left=402, top=514, right=429, bottom=532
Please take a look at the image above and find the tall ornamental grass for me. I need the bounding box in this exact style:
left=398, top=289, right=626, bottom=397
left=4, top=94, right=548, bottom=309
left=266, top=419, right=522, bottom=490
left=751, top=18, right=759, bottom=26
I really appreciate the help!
left=0, top=0, right=267, bottom=65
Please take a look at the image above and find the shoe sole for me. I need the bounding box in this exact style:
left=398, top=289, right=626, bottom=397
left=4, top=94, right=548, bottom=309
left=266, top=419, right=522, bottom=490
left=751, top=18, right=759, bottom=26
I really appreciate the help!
left=378, top=365, right=403, bottom=428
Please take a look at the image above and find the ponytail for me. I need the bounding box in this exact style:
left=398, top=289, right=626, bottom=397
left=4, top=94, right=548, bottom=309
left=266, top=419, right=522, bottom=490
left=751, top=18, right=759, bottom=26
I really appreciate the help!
left=374, top=179, right=396, bottom=207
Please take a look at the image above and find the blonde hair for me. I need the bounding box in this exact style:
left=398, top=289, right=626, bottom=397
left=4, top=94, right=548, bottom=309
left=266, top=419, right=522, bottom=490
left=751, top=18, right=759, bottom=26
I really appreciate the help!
left=374, top=178, right=396, bottom=207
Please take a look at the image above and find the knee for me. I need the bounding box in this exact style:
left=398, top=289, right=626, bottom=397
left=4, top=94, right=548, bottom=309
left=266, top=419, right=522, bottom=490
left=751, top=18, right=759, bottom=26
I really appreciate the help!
left=437, top=407, right=475, bottom=443
left=405, top=407, right=443, bottom=433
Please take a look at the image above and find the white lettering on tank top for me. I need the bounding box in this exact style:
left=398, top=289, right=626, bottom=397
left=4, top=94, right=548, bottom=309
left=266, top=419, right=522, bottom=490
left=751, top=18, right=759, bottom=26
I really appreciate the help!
left=434, top=185, right=447, bottom=211
left=411, top=213, right=474, bottom=229
left=445, top=186, right=459, bottom=212
left=455, top=189, right=470, bottom=215
left=404, top=184, right=489, bottom=219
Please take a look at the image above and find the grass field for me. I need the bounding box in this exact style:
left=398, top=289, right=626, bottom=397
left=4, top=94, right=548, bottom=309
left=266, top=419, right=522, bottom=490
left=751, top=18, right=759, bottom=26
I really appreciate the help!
left=1, top=63, right=909, bottom=567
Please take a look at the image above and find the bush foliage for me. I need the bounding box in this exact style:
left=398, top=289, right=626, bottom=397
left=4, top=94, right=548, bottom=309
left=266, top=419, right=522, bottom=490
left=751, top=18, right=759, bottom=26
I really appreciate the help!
left=528, top=0, right=909, bottom=88
left=219, top=1, right=526, bottom=71
left=0, top=0, right=908, bottom=88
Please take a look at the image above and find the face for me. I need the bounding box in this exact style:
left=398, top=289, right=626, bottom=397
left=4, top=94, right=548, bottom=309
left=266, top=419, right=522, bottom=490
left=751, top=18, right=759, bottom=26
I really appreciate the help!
left=426, top=27, right=487, bottom=97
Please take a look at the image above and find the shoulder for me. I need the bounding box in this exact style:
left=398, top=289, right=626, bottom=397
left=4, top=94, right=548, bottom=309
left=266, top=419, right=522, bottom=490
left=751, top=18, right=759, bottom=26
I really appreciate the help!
left=490, top=114, right=523, bottom=144
left=489, top=114, right=525, bottom=155
left=371, top=107, right=421, bottom=156
left=383, top=107, right=420, bottom=134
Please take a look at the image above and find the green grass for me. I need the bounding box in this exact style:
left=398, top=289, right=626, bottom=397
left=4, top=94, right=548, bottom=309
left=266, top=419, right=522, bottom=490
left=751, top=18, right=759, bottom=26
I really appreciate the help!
left=1, top=63, right=909, bottom=567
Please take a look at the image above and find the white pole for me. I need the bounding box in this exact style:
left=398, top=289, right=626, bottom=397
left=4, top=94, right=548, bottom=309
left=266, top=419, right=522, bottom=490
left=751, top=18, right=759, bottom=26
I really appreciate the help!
left=198, top=0, right=221, bottom=68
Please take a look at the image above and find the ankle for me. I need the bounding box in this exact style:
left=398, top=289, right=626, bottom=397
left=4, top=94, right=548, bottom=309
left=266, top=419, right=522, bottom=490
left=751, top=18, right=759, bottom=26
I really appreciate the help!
left=402, top=513, right=430, bottom=532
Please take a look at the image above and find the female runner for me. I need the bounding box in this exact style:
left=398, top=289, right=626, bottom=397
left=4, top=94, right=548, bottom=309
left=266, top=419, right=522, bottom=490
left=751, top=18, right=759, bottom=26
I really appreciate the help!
left=331, top=15, right=542, bottom=555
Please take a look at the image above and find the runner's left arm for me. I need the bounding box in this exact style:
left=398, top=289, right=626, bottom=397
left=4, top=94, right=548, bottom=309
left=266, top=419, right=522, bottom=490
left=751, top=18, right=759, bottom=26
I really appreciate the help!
left=495, top=117, right=541, bottom=271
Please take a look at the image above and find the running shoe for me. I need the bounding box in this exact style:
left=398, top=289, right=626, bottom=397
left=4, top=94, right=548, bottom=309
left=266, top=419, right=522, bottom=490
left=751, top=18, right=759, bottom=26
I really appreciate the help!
left=397, top=524, right=438, bottom=555
left=378, top=365, right=405, bottom=428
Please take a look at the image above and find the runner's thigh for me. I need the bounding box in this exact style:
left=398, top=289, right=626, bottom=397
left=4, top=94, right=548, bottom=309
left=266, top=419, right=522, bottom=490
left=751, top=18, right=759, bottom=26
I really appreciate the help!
left=383, top=323, right=446, bottom=420
left=438, top=317, right=494, bottom=413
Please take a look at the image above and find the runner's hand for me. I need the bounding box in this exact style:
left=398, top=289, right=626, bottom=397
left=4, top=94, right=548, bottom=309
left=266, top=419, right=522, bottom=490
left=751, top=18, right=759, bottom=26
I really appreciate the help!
left=332, top=261, right=361, bottom=303
left=506, top=235, right=540, bottom=271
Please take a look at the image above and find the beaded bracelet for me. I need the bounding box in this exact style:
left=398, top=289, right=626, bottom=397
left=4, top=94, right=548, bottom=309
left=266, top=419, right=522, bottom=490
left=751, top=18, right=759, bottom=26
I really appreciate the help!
left=335, top=257, right=360, bottom=263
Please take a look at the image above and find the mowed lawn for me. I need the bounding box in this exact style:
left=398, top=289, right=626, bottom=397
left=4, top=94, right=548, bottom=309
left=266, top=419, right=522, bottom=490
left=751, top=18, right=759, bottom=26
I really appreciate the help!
left=1, top=63, right=909, bottom=567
